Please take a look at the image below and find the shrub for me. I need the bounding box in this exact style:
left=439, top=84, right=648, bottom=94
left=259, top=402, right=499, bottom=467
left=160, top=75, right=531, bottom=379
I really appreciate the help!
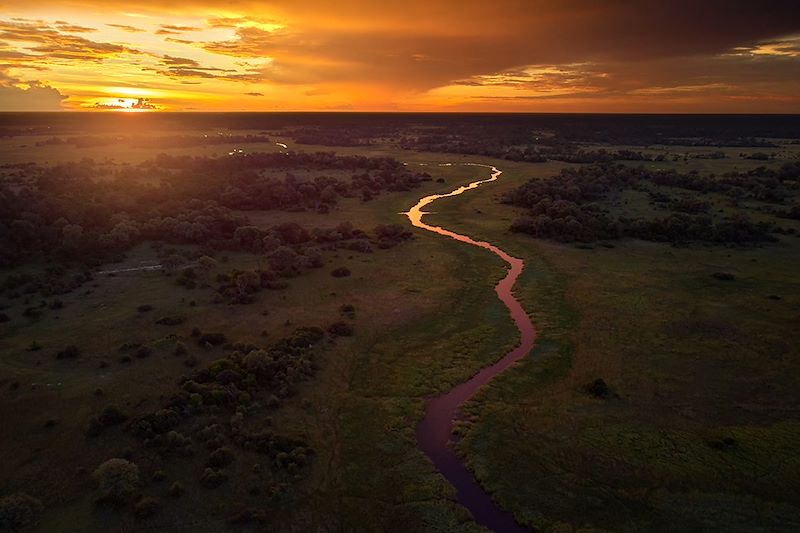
left=137, top=304, right=153, bottom=313
left=242, top=350, right=269, bottom=376
left=86, top=406, right=126, bottom=438
left=374, top=224, right=413, bottom=248
left=0, top=313, right=10, bottom=323
left=200, top=468, right=227, bottom=488
left=330, top=267, right=351, bottom=278
left=168, top=482, right=184, bottom=497
left=708, top=437, right=738, bottom=451
left=586, top=378, right=611, bottom=399
left=0, top=492, right=44, bottom=530
left=207, top=447, right=235, bottom=468
left=98, top=405, right=128, bottom=426
left=197, top=333, right=226, bottom=346
left=134, top=496, right=159, bottom=518
left=156, top=316, right=185, bottom=326
left=135, top=346, right=153, bottom=359
left=712, top=271, right=735, bottom=281
left=327, top=322, right=354, bottom=337
left=22, top=307, right=41, bottom=319
left=56, top=345, right=80, bottom=359
left=93, top=458, right=140, bottom=504
left=339, top=304, right=355, bottom=319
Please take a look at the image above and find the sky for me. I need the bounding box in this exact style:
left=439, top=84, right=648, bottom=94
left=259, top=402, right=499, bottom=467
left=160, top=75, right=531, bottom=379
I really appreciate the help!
left=1, top=1, right=799, bottom=112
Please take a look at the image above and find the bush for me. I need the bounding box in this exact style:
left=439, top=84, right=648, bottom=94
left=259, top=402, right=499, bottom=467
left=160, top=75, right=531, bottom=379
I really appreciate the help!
left=200, top=468, right=227, bottom=488
left=708, top=437, right=738, bottom=451
left=93, top=458, right=140, bottom=504
left=327, top=322, right=354, bottom=337
left=339, top=304, right=355, bottom=319
left=137, top=304, right=153, bottom=313
left=155, top=316, right=185, bottom=326
left=0, top=313, right=9, bottom=323
left=207, top=447, right=235, bottom=468
left=712, top=271, right=735, bottom=281
left=198, top=333, right=226, bottom=346
left=135, top=346, right=153, bottom=359
left=22, top=308, right=41, bottom=319
left=374, top=223, right=413, bottom=248
left=330, top=267, right=351, bottom=278
left=98, top=405, right=128, bottom=426
left=168, top=482, right=184, bottom=497
left=0, top=492, right=43, bottom=530
left=134, top=496, right=159, bottom=518
left=56, top=345, right=80, bottom=359
left=586, top=378, right=611, bottom=399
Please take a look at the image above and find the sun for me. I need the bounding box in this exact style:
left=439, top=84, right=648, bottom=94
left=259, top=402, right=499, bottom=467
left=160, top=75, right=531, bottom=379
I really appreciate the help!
left=90, top=97, right=159, bottom=111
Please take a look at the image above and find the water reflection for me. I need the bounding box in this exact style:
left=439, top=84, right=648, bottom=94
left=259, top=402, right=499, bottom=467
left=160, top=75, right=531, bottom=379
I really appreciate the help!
left=406, top=163, right=535, bottom=533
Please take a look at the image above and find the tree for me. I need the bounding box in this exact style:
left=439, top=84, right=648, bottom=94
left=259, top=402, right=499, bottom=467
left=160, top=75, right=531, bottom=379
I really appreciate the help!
left=93, top=458, right=140, bottom=504
left=161, top=254, right=183, bottom=274
left=197, top=255, right=218, bottom=275
left=0, top=492, right=43, bottom=530
left=234, top=226, right=263, bottom=252
left=61, top=224, right=84, bottom=252
left=235, top=271, right=260, bottom=295
left=266, top=246, right=300, bottom=276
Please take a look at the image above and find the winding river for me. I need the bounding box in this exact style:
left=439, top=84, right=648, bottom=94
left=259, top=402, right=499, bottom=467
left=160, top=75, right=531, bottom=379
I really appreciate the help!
left=405, top=164, right=536, bottom=533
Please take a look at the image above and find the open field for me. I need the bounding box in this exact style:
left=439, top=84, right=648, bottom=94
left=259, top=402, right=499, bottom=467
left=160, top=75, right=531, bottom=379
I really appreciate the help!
left=424, top=149, right=800, bottom=532
left=2, top=114, right=799, bottom=532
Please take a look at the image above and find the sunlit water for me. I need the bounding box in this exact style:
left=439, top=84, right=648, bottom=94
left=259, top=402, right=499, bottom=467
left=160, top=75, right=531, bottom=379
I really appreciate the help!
left=405, top=163, right=536, bottom=533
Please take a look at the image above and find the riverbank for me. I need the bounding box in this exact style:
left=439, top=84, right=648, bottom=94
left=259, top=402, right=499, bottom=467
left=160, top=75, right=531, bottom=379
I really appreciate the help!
left=407, top=164, right=535, bottom=532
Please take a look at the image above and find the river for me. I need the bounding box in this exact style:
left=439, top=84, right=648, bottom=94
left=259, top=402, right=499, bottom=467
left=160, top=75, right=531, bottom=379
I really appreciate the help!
left=405, top=163, right=536, bottom=533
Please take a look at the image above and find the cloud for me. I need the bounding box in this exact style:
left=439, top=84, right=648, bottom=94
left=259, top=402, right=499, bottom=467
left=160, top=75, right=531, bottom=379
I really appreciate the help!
left=106, top=23, right=145, bottom=33
left=161, top=54, right=200, bottom=67
left=164, top=37, right=194, bottom=45
left=150, top=53, right=262, bottom=82
left=0, top=77, right=66, bottom=110
left=0, top=18, right=139, bottom=62
left=54, top=21, right=97, bottom=33
left=245, top=91, right=263, bottom=96
left=193, top=2, right=800, bottom=95
left=159, top=24, right=201, bottom=32
left=0, top=2, right=799, bottom=110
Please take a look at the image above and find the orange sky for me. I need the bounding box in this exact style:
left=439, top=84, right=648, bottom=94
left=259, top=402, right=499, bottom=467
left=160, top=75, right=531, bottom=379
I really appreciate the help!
left=1, top=1, right=799, bottom=112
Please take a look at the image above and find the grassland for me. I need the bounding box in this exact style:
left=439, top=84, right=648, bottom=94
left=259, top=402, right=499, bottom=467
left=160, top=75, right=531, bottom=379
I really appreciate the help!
left=1, top=125, right=799, bottom=532
left=424, top=150, right=800, bottom=532
left=0, top=138, right=532, bottom=531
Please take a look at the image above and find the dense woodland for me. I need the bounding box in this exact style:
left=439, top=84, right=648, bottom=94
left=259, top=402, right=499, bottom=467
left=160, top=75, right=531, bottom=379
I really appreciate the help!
left=0, top=151, right=426, bottom=269
left=504, top=163, right=800, bottom=244
left=277, top=114, right=798, bottom=163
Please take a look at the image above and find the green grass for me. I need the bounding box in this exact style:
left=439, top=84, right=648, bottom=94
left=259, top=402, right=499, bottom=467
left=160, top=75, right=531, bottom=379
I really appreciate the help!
left=418, top=151, right=800, bottom=531
left=2, top=136, right=799, bottom=531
